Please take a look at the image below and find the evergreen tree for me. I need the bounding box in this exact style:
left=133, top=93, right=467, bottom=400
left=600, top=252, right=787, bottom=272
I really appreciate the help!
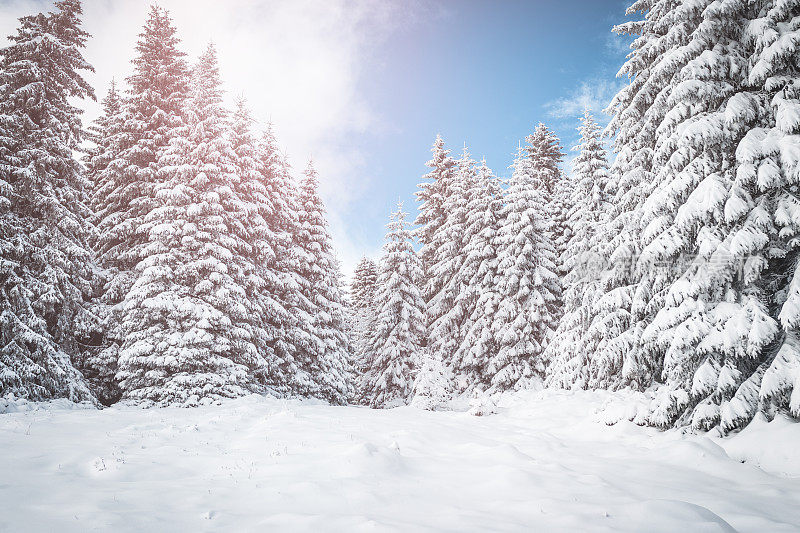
left=351, top=257, right=379, bottom=312
left=81, top=81, right=125, bottom=404
left=632, top=0, right=759, bottom=429
left=293, top=161, right=352, bottom=404
left=365, top=202, right=426, bottom=408
left=411, top=348, right=451, bottom=411
left=92, top=6, right=190, bottom=403
left=546, top=109, right=611, bottom=389
left=350, top=256, right=379, bottom=380
left=526, top=123, right=568, bottom=263
left=588, top=0, right=687, bottom=393
left=229, top=97, right=298, bottom=396
left=0, top=0, right=97, bottom=402
left=723, top=0, right=800, bottom=428
left=253, top=122, right=309, bottom=396
left=427, top=147, right=476, bottom=373
left=117, top=43, right=256, bottom=405
left=489, top=145, right=561, bottom=391
left=451, top=159, right=504, bottom=388
left=414, top=135, right=457, bottom=308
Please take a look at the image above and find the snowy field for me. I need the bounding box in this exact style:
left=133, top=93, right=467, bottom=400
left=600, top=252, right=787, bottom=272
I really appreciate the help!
left=1, top=390, right=799, bottom=532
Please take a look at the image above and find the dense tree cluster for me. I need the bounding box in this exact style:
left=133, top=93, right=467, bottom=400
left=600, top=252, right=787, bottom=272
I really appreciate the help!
left=0, top=2, right=351, bottom=407
left=3, top=0, right=800, bottom=433
left=359, top=0, right=800, bottom=432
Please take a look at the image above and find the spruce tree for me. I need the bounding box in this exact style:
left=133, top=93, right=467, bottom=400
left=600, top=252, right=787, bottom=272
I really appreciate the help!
left=92, top=6, right=190, bottom=403
left=588, top=0, right=688, bottom=393
left=724, top=0, right=800, bottom=427
left=546, top=109, right=611, bottom=390
left=293, top=161, right=352, bottom=404
left=81, top=81, right=125, bottom=404
left=351, top=257, right=379, bottom=312
left=117, top=43, right=256, bottom=405
left=414, top=135, right=457, bottom=308
left=526, top=123, right=568, bottom=264
left=489, top=145, right=561, bottom=391
left=633, top=0, right=759, bottom=429
left=451, top=159, right=504, bottom=388
left=253, top=122, right=309, bottom=396
left=229, top=98, right=299, bottom=396
left=364, top=202, right=426, bottom=408
left=0, top=0, right=97, bottom=402
left=427, top=147, right=476, bottom=373
left=350, top=256, right=379, bottom=380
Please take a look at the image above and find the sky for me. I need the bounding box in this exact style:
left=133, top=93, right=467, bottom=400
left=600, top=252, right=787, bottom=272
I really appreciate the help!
left=0, top=0, right=633, bottom=276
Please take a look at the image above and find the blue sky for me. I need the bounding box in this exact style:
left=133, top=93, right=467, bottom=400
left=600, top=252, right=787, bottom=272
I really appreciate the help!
left=0, top=0, right=633, bottom=274
left=346, top=0, right=633, bottom=269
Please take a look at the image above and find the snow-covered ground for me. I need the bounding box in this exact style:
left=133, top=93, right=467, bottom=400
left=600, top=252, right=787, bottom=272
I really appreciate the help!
left=1, top=390, right=799, bottom=532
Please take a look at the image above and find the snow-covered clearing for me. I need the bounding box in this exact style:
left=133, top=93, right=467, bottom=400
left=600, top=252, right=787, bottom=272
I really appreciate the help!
left=1, top=390, right=799, bottom=532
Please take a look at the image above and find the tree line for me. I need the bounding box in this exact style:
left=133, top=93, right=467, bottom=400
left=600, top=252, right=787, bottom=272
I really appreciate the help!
left=2, top=0, right=799, bottom=434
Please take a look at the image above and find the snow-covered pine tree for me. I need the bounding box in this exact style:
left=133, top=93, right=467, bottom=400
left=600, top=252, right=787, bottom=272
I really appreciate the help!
left=293, top=161, right=352, bottom=404
left=627, top=0, right=765, bottom=429
left=117, top=44, right=258, bottom=405
left=229, top=97, right=298, bottom=396
left=351, top=257, right=379, bottom=312
left=364, top=202, right=426, bottom=408
left=588, top=0, right=688, bottom=393
left=427, top=146, right=476, bottom=374
left=411, top=348, right=451, bottom=411
left=350, top=256, right=379, bottom=378
left=414, top=135, right=457, bottom=309
left=545, top=109, right=611, bottom=390
left=0, top=0, right=97, bottom=402
left=81, top=80, right=126, bottom=404
left=85, top=80, right=123, bottom=206
left=253, top=122, right=311, bottom=396
left=451, top=158, right=504, bottom=389
left=526, top=123, right=568, bottom=266
left=92, top=6, right=190, bottom=403
left=488, top=144, right=561, bottom=391
left=724, top=0, right=800, bottom=428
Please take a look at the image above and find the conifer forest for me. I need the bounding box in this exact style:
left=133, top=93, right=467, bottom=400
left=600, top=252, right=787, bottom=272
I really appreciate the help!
left=1, top=1, right=800, bottom=531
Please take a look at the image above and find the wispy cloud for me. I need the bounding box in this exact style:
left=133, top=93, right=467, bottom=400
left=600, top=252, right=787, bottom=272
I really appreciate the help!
left=545, top=78, right=624, bottom=122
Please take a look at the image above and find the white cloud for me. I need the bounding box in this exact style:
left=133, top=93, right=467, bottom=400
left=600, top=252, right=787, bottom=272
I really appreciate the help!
left=545, top=78, right=624, bottom=122
left=545, top=77, right=626, bottom=174
left=0, top=0, right=407, bottom=275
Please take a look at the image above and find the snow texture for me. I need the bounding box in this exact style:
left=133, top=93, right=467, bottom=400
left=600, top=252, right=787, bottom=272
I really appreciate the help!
left=1, top=389, right=799, bottom=531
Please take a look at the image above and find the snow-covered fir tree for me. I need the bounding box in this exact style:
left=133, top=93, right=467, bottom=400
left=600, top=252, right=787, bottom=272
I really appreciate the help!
left=589, top=0, right=800, bottom=432
left=488, top=144, right=561, bottom=391
left=587, top=0, right=683, bottom=393
left=253, top=122, right=311, bottom=396
left=414, top=135, right=457, bottom=308
left=546, top=109, right=611, bottom=390
left=91, top=6, right=190, bottom=403
left=349, top=256, right=379, bottom=381
left=526, top=123, right=568, bottom=266
left=364, top=202, right=426, bottom=408
left=117, top=44, right=256, bottom=405
left=710, top=0, right=800, bottom=430
left=411, top=348, right=451, bottom=411
left=81, top=80, right=125, bottom=404
left=229, top=97, right=299, bottom=396
left=351, top=257, right=379, bottom=312
left=427, top=146, right=476, bottom=374
left=450, top=158, right=504, bottom=389
left=292, top=161, right=352, bottom=404
left=631, top=0, right=759, bottom=429
left=0, top=0, right=97, bottom=403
